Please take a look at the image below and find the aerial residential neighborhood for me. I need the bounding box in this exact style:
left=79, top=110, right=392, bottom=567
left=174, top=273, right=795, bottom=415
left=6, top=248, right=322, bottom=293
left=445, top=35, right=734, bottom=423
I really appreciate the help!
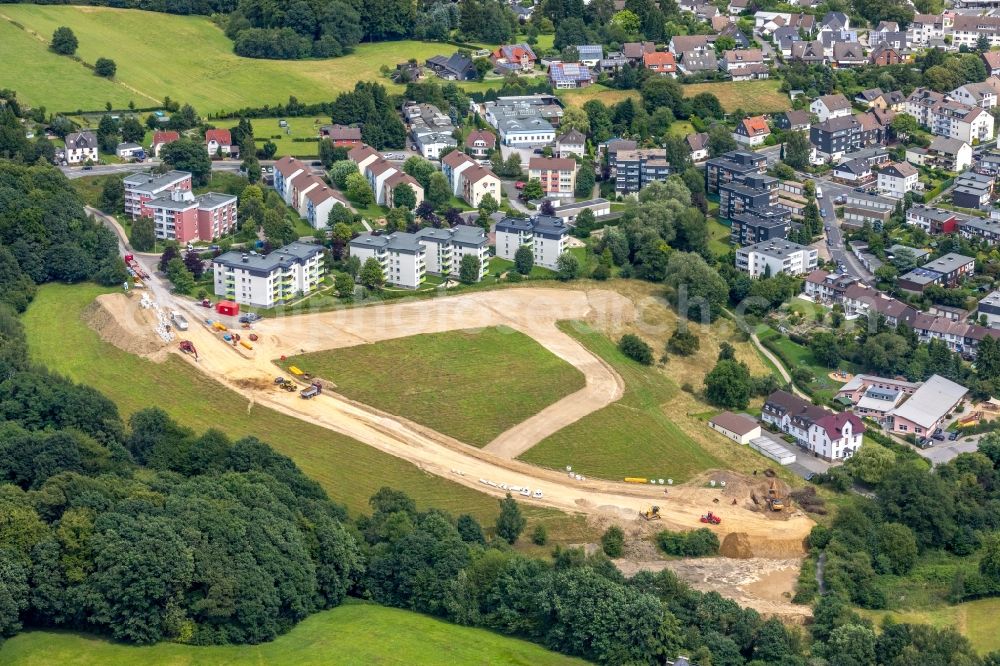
left=8, top=0, right=1000, bottom=662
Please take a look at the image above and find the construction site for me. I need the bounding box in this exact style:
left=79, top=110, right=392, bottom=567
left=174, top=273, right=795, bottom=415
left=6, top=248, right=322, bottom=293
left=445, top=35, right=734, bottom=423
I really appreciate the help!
left=93, top=248, right=817, bottom=618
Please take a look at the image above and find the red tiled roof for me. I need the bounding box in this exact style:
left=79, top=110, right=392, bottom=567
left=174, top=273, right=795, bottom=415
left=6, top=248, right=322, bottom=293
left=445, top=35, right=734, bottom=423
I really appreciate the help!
left=813, top=412, right=865, bottom=441
left=643, top=52, right=677, bottom=68
left=467, top=130, right=496, bottom=147
left=152, top=131, right=179, bottom=146
left=529, top=157, right=576, bottom=172
left=741, top=116, right=770, bottom=136
left=205, top=128, right=232, bottom=145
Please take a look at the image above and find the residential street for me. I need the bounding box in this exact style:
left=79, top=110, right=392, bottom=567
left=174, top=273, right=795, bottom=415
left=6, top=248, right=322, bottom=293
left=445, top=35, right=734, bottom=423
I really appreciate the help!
left=797, top=171, right=874, bottom=283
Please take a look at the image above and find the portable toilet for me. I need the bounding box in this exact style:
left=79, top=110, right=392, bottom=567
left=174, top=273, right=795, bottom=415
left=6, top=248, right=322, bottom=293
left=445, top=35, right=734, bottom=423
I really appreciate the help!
left=216, top=300, right=240, bottom=317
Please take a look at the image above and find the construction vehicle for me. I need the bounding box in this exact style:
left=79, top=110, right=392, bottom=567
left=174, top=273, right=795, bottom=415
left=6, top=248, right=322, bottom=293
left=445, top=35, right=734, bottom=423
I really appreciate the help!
left=700, top=512, right=721, bottom=525
left=170, top=311, right=189, bottom=331
left=766, top=480, right=785, bottom=511
left=639, top=506, right=662, bottom=521
left=178, top=340, right=198, bottom=361
left=300, top=382, right=322, bottom=399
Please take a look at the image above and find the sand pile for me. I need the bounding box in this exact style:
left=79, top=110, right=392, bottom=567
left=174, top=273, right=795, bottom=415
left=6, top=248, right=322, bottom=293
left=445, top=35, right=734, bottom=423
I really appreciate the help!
left=720, top=532, right=754, bottom=559
left=83, top=294, right=165, bottom=357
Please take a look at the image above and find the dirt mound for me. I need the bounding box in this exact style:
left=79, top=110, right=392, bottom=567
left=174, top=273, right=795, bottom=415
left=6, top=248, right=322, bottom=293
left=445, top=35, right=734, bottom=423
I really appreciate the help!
left=83, top=294, right=165, bottom=358
left=720, top=532, right=754, bottom=558
left=234, top=377, right=276, bottom=391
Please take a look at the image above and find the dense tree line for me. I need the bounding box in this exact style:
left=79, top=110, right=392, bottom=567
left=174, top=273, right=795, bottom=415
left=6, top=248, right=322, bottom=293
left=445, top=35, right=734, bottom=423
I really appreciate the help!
left=0, top=161, right=127, bottom=311
left=330, top=82, right=406, bottom=150
left=805, top=432, right=1000, bottom=619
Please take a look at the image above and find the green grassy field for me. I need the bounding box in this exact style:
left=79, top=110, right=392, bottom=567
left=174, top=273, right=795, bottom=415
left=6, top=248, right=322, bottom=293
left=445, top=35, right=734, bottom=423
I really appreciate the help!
left=21, top=283, right=507, bottom=520
left=707, top=217, right=731, bottom=258
left=280, top=326, right=585, bottom=447
left=559, top=85, right=640, bottom=109
left=757, top=326, right=848, bottom=400
left=0, top=6, right=472, bottom=113
left=859, top=597, right=1000, bottom=655
left=520, top=321, right=723, bottom=482
left=0, top=601, right=587, bottom=666
left=253, top=117, right=326, bottom=158
left=682, top=80, right=791, bottom=113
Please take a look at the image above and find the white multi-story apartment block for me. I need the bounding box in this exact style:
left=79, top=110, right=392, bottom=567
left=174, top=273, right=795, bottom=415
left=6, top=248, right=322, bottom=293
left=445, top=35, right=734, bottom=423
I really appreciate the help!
left=906, top=89, right=995, bottom=144
left=494, top=215, right=569, bottom=270
left=414, top=225, right=490, bottom=280
left=950, top=14, right=1000, bottom=49
left=735, top=239, right=818, bottom=277
left=212, top=241, right=325, bottom=308
left=348, top=232, right=427, bottom=289
left=907, top=13, right=950, bottom=47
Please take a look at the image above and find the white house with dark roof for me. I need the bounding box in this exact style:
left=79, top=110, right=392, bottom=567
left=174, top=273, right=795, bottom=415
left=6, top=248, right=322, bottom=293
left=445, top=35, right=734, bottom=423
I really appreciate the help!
left=877, top=161, right=919, bottom=198
left=555, top=129, right=586, bottom=158
left=810, top=94, right=851, bottom=122
left=64, top=131, right=98, bottom=165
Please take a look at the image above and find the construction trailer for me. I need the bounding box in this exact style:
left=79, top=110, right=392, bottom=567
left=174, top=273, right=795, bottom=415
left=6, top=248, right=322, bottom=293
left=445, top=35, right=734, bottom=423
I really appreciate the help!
left=215, top=300, right=240, bottom=317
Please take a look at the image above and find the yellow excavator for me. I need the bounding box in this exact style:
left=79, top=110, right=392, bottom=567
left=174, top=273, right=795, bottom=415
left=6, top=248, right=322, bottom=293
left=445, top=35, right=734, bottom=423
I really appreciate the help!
left=640, top=506, right=662, bottom=521
left=766, top=481, right=785, bottom=511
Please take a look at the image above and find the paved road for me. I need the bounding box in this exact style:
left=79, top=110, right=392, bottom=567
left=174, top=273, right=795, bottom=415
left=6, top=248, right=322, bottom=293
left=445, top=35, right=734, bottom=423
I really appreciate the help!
left=798, top=172, right=874, bottom=283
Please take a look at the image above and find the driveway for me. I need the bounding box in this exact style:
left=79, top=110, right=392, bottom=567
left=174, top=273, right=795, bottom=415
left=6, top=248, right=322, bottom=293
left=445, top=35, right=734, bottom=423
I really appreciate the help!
left=916, top=436, right=982, bottom=465
left=754, top=427, right=832, bottom=478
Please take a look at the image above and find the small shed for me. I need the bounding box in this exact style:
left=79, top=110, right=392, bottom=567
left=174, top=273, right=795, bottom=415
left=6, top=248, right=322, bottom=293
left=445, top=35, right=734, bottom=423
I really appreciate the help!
left=216, top=300, right=240, bottom=317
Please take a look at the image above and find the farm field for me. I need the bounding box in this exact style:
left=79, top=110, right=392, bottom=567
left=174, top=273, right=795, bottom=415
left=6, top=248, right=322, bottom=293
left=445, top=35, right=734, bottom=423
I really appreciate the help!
left=521, top=286, right=781, bottom=482
left=0, top=6, right=466, bottom=113
left=682, top=80, right=791, bottom=113
left=281, top=326, right=586, bottom=447
left=0, top=601, right=588, bottom=666
left=21, top=284, right=504, bottom=521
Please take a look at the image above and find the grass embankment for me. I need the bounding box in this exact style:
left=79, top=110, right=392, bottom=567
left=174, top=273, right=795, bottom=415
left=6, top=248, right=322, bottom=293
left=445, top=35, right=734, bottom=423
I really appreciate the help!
left=280, top=326, right=585, bottom=447
left=521, top=282, right=784, bottom=482
left=22, top=284, right=502, bottom=521
left=756, top=326, right=848, bottom=401
left=859, top=596, right=1000, bottom=655
left=0, top=6, right=476, bottom=113
left=0, top=601, right=587, bottom=666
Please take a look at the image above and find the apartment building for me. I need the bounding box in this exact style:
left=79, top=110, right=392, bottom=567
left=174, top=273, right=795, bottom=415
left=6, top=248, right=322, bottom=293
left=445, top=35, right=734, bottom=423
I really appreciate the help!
left=495, top=214, right=569, bottom=269
left=614, top=148, right=671, bottom=194
left=704, top=150, right=767, bottom=194
left=414, top=225, right=490, bottom=280
left=528, top=157, right=577, bottom=200
left=349, top=232, right=426, bottom=289
left=441, top=151, right=501, bottom=207
left=950, top=14, right=1000, bottom=49
left=123, top=170, right=192, bottom=219
left=735, top=239, right=817, bottom=277
left=719, top=173, right=779, bottom=220
left=145, top=190, right=238, bottom=244
left=907, top=89, right=995, bottom=143
left=212, top=241, right=325, bottom=308
left=763, top=390, right=864, bottom=460
left=730, top=207, right=791, bottom=246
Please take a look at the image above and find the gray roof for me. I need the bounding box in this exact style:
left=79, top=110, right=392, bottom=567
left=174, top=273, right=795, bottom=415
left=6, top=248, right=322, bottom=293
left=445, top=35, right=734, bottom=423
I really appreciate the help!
left=890, top=374, right=967, bottom=430
left=923, top=252, right=974, bottom=275
left=414, top=224, right=488, bottom=248
left=738, top=238, right=812, bottom=258
left=123, top=170, right=190, bottom=194
left=350, top=232, right=424, bottom=254
left=497, top=116, right=555, bottom=136
left=197, top=192, right=237, bottom=208
left=495, top=214, right=567, bottom=239
left=214, top=241, right=323, bottom=276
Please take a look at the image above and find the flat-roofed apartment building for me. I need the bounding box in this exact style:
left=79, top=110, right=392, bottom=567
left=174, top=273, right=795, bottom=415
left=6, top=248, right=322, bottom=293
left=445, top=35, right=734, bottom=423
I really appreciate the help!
left=349, top=225, right=490, bottom=288
left=212, top=241, right=324, bottom=307
left=495, top=215, right=569, bottom=269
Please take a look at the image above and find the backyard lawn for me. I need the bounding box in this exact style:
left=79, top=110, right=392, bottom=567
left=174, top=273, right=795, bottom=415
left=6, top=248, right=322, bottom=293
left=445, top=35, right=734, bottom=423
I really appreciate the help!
left=0, top=601, right=587, bottom=666
left=559, top=85, right=640, bottom=109
left=280, top=326, right=585, bottom=447
left=682, top=80, right=791, bottom=113
left=757, top=325, right=849, bottom=400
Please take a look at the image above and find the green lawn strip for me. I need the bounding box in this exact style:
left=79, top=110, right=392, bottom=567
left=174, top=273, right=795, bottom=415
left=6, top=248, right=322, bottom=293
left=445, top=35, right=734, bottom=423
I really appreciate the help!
left=0, top=601, right=587, bottom=666
left=520, top=321, right=721, bottom=482
left=22, top=283, right=503, bottom=520
left=279, top=326, right=585, bottom=447
left=756, top=326, right=848, bottom=397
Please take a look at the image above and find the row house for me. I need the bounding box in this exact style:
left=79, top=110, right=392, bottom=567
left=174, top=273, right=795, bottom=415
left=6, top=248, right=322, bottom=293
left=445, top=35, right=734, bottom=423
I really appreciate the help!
left=348, top=146, right=425, bottom=208
left=441, top=151, right=501, bottom=208
left=952, top=171, right=994, bottom=209
left=959, top=216, right=1000, bottom=245
left=494, top=214, right=568, bottom=270
left=898, top=252, right=975, bottom=293
left=906, top=204, right=957, bottom=235
left=704, top=150, right=767, bottom=194
left=763, top=390, right=863, bottom=460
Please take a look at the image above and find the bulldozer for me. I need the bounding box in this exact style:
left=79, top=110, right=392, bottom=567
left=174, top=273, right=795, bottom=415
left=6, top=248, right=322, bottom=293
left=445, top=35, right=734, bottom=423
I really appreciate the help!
left=639, top=506, right=662, bottom=521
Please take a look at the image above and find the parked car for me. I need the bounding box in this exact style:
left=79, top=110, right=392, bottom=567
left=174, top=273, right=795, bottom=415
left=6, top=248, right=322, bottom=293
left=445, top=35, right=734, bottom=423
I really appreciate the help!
left=515, top=181, right=525, bottom=190
left=239, top=313, right=262, bottom=324
left=948, top=431, right=959, bottom=441
left=932, top=430, right=946, bottom=441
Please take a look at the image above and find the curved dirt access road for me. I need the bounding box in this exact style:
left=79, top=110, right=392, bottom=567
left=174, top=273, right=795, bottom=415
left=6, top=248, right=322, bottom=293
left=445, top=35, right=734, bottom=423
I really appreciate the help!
left=99, top=282, right=815, bottom=555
